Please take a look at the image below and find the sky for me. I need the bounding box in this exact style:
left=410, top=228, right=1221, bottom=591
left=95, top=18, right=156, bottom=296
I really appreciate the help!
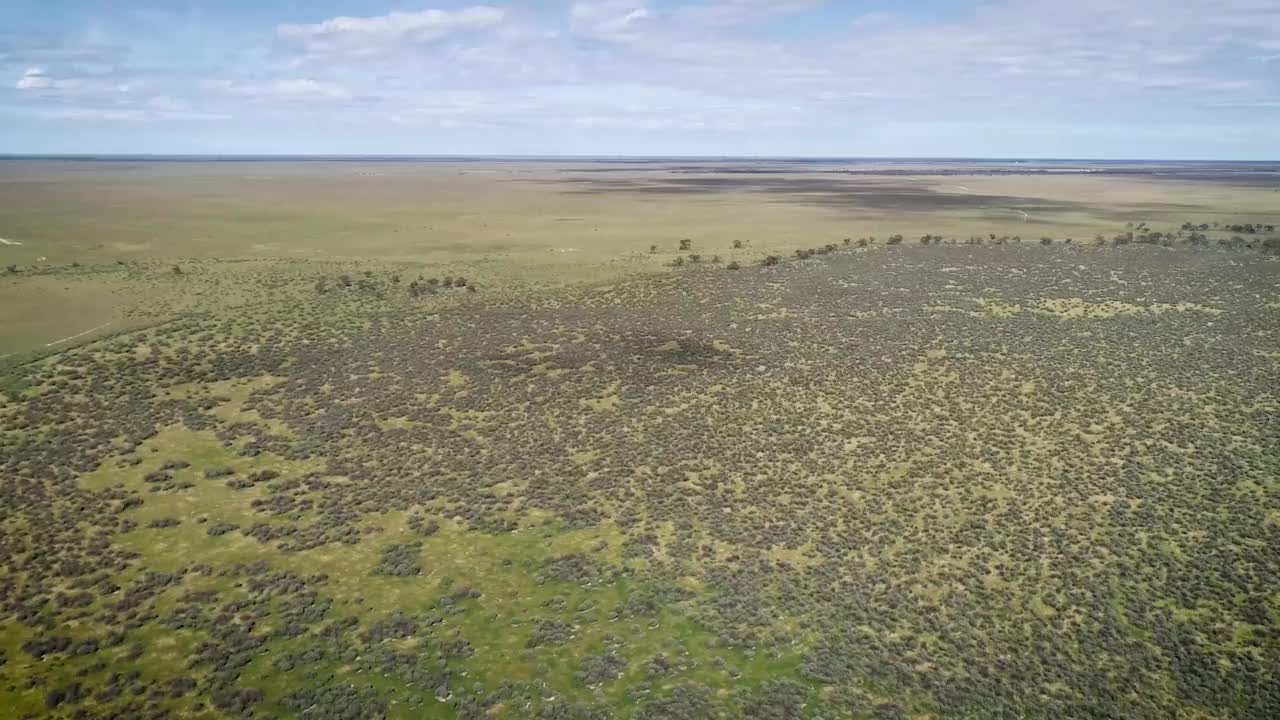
left=1, top=0, right=1278, bottom=158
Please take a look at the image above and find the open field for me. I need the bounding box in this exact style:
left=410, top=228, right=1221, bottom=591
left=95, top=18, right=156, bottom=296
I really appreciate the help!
left=3, top=160, right=1278, bottom=266
left=2, top=159, right=1278, bottom=358
left=1, top=160, right=1279, bottom=719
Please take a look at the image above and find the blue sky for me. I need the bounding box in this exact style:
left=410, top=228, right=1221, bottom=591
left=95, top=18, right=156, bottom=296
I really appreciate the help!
left=2, top=0, right=1278, bottom=158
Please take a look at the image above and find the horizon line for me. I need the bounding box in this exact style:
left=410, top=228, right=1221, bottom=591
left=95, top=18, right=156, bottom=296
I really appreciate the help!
left=1, top=153, right=1278, bottom=164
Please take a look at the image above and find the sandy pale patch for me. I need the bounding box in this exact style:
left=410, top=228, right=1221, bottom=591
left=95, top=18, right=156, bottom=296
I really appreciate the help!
left=46, top=321, right=112, bottom=347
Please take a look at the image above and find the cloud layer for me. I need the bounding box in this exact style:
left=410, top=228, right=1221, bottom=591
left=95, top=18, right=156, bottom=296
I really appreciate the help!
left=2, top=0, right=1277, bottom=157
left=278, top=6, right=506, bottom=55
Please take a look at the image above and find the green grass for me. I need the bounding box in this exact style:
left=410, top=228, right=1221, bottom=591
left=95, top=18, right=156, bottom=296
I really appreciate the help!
left=8, top=424, right=816, bottom=718
left=3, top=162, right=1278, bottom=720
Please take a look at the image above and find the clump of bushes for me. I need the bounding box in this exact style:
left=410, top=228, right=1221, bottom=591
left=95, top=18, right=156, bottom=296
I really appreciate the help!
left=371, top=542, right=422, bottom=576
left=206, top=522, right=239, bottom=537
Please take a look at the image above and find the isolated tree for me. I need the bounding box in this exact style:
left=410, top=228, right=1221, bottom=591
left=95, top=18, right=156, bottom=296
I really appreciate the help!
left=650, top=244, right=658, bottom=254
left=732, top=239, right=744, bottom=249
left=727, top=261, right=741, bottom=270
left=679, top=238, right=692, bottom=251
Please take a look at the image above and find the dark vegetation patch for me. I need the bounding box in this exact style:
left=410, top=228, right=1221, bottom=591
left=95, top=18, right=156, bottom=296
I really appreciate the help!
left=554, top=175, right=1208, bottom=215
left=371, top=542, right=423, bottom=577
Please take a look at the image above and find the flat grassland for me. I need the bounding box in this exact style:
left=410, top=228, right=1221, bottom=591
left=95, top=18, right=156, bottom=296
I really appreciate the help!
left=3, top=160, right=1276, bottom=265
left=1, top=159, right=1278, bottom=720
left=2, top=159, right=1277, bottom=355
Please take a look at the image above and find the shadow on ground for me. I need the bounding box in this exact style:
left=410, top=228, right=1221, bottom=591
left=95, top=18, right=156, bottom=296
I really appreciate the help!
left=550, top=175, right=1209, bottom=219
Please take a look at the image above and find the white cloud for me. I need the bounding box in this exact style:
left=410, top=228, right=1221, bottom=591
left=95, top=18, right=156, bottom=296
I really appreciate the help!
left=1204, top=100, right=1280, bottom=108
left=147, top=95, right=187, bottom=111
left=570, top=0, right=821, bottom=37
left=201, top=78, right=353, bottom=102
left=809, top=0, right=1280, bottom=115
left=387, top=83, right=806, bottom=132
left=278, top=6, right=506, bottom=55
left=672, top=0, right=825, bottom=26
left=41, top=107, right=147, bottom=121
left=571, top=2, right=654, bottom=39
left=251, top=0, right=1277, bottom=130
left=14, top=66, right=140, bottom=94
left=16, top=68, right=53, bottom=90
left=5, top=104, right=231, bottom=123
left=7, top=0, right=1277, bottom=155
left=271, top=78, right=350, bottom=100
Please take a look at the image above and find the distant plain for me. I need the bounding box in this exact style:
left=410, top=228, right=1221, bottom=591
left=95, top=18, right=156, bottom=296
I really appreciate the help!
left=2, top=158, right=1277, bottom=356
